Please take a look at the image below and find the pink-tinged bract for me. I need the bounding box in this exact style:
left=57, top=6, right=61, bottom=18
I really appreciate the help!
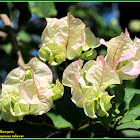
left=62, top=57, right=119, bottom=118
left=39, top=13, right=101, bottom=65
left=0, top=57, right=64, bottom=122
left=100, top=29, right=135, bottom=70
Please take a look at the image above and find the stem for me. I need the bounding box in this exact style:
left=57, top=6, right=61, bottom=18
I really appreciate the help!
left=117, top=110, right=129, bottom=126
left=57, top=65, right=64, bottom=71
left=23, top=118, right=74, bottom=131
left=43, top=122, right=72, bottom=131
left=65, top=59, right=68, bottom=67
left=23, top=118, right=43, bottom=126
left=0, top=14, right=13, bottom=27
left=77, top=123, right=90, bottom=131
left=23, top=116, right=94, bottom=132
left=76, top=117, right=98, bottom=131
left=118, top=120, right=132, bottom=126
left=0, top=14, right=25, bottom=66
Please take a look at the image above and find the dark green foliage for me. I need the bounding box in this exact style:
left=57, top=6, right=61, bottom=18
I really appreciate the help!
left=29, top=2, right=57, bottom=18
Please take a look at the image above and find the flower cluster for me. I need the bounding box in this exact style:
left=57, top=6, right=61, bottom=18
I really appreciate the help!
left=62, top=28, right=140, bottom=118
left=39, top=13, right=100, bottom=65
left=0, top=58, right=63, bottom=122
left=62, top=56, right=120, bottom=118
left=100, top=29, right=140, bottom=82
left=1, top=13, right=140, bottom=122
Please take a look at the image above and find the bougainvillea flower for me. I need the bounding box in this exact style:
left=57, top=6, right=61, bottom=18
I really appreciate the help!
left=100, top=29, right=135, bottom=71
left=39, top=13, right=100, bottom=65
left=62, top=56, right=120, bottom=118
left=80, top=27, right=101, bottom=60
left=100, top=29, right=140, bottom=81
left=83, top=87, right=114, bottom=118
left=86, top=55, right=120, bottom=91
left=0, top=57, right=64, bottom=122
left=39, top=40, right=66, bottom=65
left=116, top=37, right=140, bottom=81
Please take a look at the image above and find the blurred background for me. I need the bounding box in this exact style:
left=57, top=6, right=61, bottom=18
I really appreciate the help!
left=0, top=2, right=140, bottom=138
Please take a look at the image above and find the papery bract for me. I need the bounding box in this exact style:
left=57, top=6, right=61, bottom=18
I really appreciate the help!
left=101, top=29, right=140, bottom=82
left=62, top=57, right=119, bottom=118
left=82, top=27, right=101, bottom=51
left=41, top=13, right=85, bottom=61
left=100, top=29, right=135, bottom=71
left=115, top=37, right=140, bottom=81
left=71, top=85, right=88, bottom=108
left=62, top=59, right=84, bottom=87
left=40, top=13, right=100, bottom=65
left=62, top=59, right=93, bottom=110
left=0, top=57, right=64, bottom=122
left=39, top=40, right=66, bottom=66
left=83, top=87, right=114, bottom=118
left=120, top=37, right=140, bottom=75
left=0, top=84, right=24, bottom=122
left=51, top=79, right=64, bottom=100
left=86, top=55, right=120, bottom=91
left=80, top=27, right=100, bottom=60
left=41, top=13, right=85, bottom=51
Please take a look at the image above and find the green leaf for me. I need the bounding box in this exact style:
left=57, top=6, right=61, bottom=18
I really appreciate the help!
left=29, top=2, right=57, bottom=18
left=116, top=121, right=140, bottom=137
left=17, top=30, right=31, bottom=42
left=47, top=112, right=73, bottom=128
left=117, top=122, right=140, bottom=130
left=120, top=130, right=140, bottom=137
left=111, top=85, right=125, bottom=109
left=123, top=88, right=140, bottom=109
left=2, top=44, right=12, bottom=55
left=131, top=117, right=140, bottom=125
left=118, top=108, right=140, bottom=125
left=129, top=94, right=140, bottom=109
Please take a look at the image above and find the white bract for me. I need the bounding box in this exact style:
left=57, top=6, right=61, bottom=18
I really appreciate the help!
left=62, top=56, right=120, bottom=118
left=39, top=13, right=100, bottom=65
left=0, top=57, right=64, bottom=122
left=100, top=29, right=140, bottom=82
